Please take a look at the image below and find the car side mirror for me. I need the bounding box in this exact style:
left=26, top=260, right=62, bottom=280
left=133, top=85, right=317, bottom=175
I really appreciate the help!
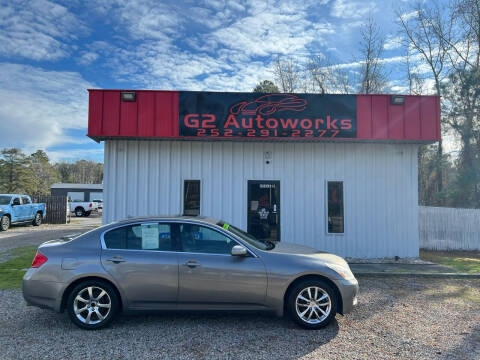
left=12, top=199, right=20, bottom=206
left=231, top=245, right=248, bottom=256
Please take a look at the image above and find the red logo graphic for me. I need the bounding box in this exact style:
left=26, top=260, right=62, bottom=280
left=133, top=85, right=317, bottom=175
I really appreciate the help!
left=229, top=94, right=307, bottom=116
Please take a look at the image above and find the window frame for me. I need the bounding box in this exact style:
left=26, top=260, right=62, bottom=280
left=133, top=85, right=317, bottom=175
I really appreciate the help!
left=21, top=196, right=31, bottom=204
left=178, top=222, right=246, bottom=256
left=325, top=180, right=345, bottom=235
left=182, top=179, right=202, bottom=216
left=67, top=191, right=85, bottom=202
left=100, top=220, right=258, bottom=257
left=101, top=221, right=176, bottom=252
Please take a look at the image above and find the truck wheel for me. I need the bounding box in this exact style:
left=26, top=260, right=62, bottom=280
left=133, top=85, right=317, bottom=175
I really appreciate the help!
left=32, top=212, right=42, bottom=226
left=84, top=211, right=91, bottom=217
left=1, top=215, right=10, bottom=231
left=75, top=207, right=85, bottom=217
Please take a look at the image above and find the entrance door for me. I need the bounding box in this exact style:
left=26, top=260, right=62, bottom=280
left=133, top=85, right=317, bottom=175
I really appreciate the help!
left=247, top=181, right=280, bottom=242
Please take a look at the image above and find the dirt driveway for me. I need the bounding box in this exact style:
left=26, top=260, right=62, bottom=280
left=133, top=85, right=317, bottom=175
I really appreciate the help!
left=0, top=216, right=101, bottom=252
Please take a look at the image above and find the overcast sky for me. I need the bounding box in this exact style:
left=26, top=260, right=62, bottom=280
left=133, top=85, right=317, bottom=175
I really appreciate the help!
left=0, top=0, right=430, bottom=163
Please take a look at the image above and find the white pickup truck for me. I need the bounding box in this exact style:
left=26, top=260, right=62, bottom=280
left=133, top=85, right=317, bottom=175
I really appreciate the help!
left=69, top=200, right=98, bottom=217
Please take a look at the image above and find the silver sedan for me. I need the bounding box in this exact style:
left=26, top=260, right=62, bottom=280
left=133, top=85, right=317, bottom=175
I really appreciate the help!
left=23, top=216, right=358, bottom=330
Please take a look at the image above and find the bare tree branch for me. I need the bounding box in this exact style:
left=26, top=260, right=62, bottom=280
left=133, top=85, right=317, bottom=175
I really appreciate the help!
left=358, top=16, right=387, bottom=94
left=273, top=56, right=301, bottom=93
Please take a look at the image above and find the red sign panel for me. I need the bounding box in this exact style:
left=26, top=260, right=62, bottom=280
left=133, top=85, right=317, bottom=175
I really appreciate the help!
left=87, top=90, right=440, bottom=143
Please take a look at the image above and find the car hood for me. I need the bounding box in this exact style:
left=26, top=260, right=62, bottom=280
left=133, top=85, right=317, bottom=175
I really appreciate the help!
left=268, top=241, right=348, bottom=266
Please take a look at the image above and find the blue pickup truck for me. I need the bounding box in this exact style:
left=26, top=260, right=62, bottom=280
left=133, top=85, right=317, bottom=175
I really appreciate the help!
left=0, top=194, right=46, bottom=231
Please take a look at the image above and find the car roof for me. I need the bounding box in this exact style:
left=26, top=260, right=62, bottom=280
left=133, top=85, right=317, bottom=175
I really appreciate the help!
left=113, top=215, right=221, bottom=226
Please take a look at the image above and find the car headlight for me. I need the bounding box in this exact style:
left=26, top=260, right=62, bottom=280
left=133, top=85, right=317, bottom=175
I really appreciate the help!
left=0, top=209, right=3, bottom=212
left=327, top=263, right=355, bottom=280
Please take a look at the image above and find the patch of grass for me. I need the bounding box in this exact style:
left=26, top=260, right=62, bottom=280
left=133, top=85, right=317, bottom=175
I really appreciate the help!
left=0, top=246, right=37, bottom=290
left=420, top=250, right=480, bottom=274
left=425, top=284, right=480, bottom=303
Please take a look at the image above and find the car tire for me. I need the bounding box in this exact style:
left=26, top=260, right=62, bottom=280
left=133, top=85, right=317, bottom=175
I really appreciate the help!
left=32, top=212, right=42, bottom=226
left=287, top=279, right=337, bottom=330
left=75, top=208, right=85, bottom=217
left=67, top=280, right=119, bottom=330
left=84, top=211, right=91, bottom=217
left=0, top=215, right=10, bottom=231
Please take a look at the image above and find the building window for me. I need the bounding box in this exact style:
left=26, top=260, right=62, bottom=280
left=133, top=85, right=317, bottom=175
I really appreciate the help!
left=184, top=180, right=201, bottom=216
left=327, top=181, right=344, bottom=234
left=89, top=192, right=103, bottom=201
left=67, top=191, right=85, bottom=202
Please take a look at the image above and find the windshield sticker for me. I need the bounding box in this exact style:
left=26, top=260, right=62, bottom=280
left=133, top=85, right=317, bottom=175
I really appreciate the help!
left=223, top=223, right=230, bottom=230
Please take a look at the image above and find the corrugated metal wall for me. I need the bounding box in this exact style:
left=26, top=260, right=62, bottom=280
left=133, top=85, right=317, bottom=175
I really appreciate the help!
left=419, top=206, right=480, bottom=250
left=104, top=140, right=419, bottom=258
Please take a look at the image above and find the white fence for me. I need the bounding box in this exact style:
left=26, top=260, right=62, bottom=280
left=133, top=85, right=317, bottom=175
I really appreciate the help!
left=419, top=206, right=480, bottom=251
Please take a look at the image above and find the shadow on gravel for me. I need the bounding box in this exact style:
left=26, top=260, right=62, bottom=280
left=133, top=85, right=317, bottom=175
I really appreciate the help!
left=114, top=312, right=340, bottom=359
left=25, top=310, right=339, bottom=359
left=440, top=322, right=480, bottom=360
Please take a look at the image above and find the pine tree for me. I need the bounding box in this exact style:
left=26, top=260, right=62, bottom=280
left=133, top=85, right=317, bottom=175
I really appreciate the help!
left=30, top=150, right=60, bottom=195
left=0, top=148, right=36, bottom=194
left=253, top=80, right=280, bottom=93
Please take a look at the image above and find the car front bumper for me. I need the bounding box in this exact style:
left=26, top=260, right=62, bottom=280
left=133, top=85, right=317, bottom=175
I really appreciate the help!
left=337, top=278, right=359, bottom=314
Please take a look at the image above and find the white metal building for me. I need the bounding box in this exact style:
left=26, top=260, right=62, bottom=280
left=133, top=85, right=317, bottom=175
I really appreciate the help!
left=88, top=90, right=441, bottom=258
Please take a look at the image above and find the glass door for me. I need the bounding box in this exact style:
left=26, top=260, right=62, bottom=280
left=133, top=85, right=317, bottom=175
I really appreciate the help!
left=247, top=180, right=280, bottom=242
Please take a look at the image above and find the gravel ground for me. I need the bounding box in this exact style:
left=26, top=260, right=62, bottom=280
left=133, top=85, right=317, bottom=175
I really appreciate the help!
left=0, top=277, right=478, bottom=360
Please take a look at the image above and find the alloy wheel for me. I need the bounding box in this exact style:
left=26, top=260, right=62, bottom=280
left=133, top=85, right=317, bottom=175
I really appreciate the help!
left=1, top=216, right=9, bottom=231
left=295, top=286, right=331, bottom=324
left=73, top=286, right=111, bottom=325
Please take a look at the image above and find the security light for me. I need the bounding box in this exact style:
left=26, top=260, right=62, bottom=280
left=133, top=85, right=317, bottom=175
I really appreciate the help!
left=390, top=95, right=405, bottom=105
left=121, top=91, right=136, bottom=102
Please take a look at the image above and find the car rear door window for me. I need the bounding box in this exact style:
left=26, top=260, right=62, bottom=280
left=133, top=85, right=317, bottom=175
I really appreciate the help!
left=21, top=197, right=31, bottom=204
left=104, top=223, right=172, bottom=251
left=179, top=224, right=236, bottom=254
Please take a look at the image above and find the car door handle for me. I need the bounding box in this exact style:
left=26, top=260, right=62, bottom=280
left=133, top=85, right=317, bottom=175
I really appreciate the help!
left=106, top=257, right=126, bottom=263
left=183, top=260, right=200, bottom=268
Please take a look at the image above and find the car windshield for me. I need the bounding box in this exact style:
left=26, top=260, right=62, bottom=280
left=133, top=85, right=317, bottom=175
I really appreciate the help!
left=217, top=221, right=275, bottom=251
left=0, top=196, right=11, bottom=205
